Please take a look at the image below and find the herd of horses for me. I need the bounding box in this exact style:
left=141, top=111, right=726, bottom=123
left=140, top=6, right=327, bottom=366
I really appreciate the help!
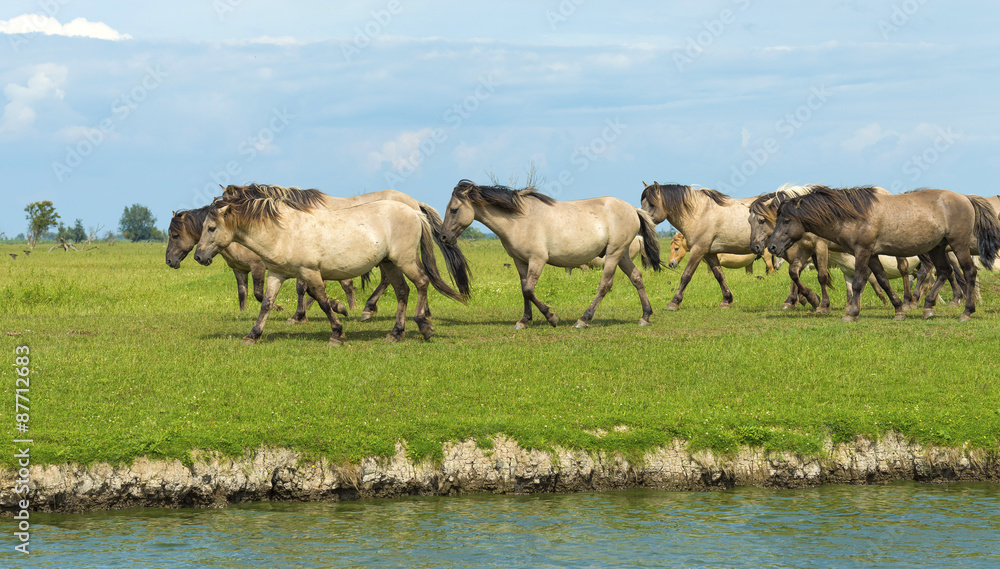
left=166, top=181, right=1000, bottom=346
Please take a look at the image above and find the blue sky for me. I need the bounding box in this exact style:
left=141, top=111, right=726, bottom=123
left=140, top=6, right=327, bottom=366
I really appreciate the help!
left=2, top=1, right=999, bottom=237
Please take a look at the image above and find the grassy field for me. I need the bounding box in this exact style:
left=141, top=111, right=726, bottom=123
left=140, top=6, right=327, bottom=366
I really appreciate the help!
left=2, top=240, right=999, bottom=470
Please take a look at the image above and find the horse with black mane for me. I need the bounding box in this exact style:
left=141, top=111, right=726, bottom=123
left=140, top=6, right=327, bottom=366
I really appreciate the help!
left=193, top=185, right=469, bottom=345
left=439, top=180, right=661, bottom=329
left=768, top=186, right=1000, bottom=321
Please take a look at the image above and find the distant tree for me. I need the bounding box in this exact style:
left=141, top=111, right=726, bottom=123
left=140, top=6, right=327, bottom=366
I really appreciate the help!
left=119, top=204, right=158, bottom=242
left=25, top=201, right=60, bottom=248
left=461, top=226, right=486, bottom=240
left=68, top=219, right=87, bottom=242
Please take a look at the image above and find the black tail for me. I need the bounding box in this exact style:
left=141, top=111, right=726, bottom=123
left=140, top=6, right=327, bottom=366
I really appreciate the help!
left=420, top=203, right=473, bottom=296
left=360, top=270, right=373, bottom=291
left=419, top=218, right=468, bottom=304
left=636, top=209, right=662, bottom=271
left=969, top=195, right=1000, bottom=270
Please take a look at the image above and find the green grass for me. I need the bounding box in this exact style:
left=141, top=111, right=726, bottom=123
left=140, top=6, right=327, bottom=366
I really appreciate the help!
left=1, top=240, right=999, bottom=469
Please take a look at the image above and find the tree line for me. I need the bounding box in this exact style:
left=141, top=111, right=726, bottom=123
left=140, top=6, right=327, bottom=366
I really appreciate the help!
left=16, top=202, right=166, bottom=248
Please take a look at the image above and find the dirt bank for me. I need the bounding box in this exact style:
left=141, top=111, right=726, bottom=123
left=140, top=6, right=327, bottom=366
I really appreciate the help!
left=3, top=432, right=997, bottom=514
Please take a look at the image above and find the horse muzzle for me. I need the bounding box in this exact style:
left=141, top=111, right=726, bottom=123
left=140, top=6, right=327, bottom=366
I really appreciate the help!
left=193, top=252, right=213, bottom=266
left=667, top=260, right=679, bottom=269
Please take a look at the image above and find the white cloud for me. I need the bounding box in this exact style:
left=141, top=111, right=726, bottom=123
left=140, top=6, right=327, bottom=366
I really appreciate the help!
left=368, top=128, right=438, bottom=172
left=842, top=122, right=900, bottom=153
left=0, top=64, right=68, bottom=135
left=0, top=14, right=131, bottom=41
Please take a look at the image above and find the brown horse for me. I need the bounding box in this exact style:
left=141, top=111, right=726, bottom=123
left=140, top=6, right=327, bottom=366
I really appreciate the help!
left=768, top=186, right=1000, bottom=321
left=193, top=186, right=468, bottom=345
left=439, top=180, right=662, bottom=328
left=668, top=232, right=777, bottom=275
left=167, top=206, right=353, bottom=314
left=749, top=185, right=917, bottom=313
left=640, top=182, right=755, bottom=310
left=223, top=183, right=469, bottom=322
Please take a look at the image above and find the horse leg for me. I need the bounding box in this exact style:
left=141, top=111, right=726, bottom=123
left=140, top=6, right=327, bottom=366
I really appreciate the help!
left=287, top=279, right=310, bottom=324
left=843, top=251, right=874, bottom=322
left=921, top=248, right=952, bottom=319
left=764, top=251, right=776, bottom=274
left=574, top=256, right=620, bottom=328
left=813, top=247, right=832, bottom=315
left=620, top=254, right=653, bottom=325
left=783, top=257, right=802, bottom=309
left=249, top=263, right=281, bottom=310
left=704, top=254, right=734, bottom=308
left=381, top=263, right=410, bottom=342
left=516, top=258, right=559, bottom=328
left=299, top=270, right=347, bottom=346
left=950, top=249, right=979, bottom=321
left=868, top=260, right=905, bottom=320
left=339, top=279, right=357, bottom=311
left=896, top=257, right=914, bottom=310
left=233, top=269, right=250, bottom=311
left=244, top=273, right=287, bottom=345
left=668, top=248, right=708, bottom=310
left=786, top=249, right=821, bottom=310
left=393, top=260, right=434, bottom=340
left=360, top=266, right=390, bottom=322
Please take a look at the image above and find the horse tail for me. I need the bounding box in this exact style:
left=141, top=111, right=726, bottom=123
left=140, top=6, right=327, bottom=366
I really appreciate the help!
left=360, top=270, right=373, bottom=291
left=636, top=209, right=662, bottom=271
left=969, top=195, right=1000, bottom=270
left=420, top=203, right=473, bottom=297
left=419, top=216, right=469, bottom=304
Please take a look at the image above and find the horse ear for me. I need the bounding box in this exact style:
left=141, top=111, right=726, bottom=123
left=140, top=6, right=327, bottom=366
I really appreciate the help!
left=642, top=181, right=647, bottom=187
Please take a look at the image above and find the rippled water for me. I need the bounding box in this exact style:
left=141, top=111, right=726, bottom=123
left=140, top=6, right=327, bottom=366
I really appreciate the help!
left=6, top=482, right=1000, bottom=568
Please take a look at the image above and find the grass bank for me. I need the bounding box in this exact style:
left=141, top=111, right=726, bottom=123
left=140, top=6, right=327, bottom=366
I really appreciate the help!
left=1, top=241, right=998, bottom=470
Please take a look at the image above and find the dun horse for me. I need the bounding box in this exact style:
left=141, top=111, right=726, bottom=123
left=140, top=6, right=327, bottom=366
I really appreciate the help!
left=768, top=186, right=1000, bottom=321
left=439, top=180, right=662, bottom=328
left=193, top=187, right=468, bottom=345
left=223, top=183, right=470, bottom=322
left=167, top=206, right=354, bottom=313
left=640, top=182, right=755, bottom=310
left=668, top=232, right=777, bottom=275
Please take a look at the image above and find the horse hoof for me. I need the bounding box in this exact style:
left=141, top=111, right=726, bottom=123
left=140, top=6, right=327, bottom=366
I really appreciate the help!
left=327, top=337, right=345, bottom=347
left=547, top=314, right=560, bottom=327
left=573, top=319, right=588, bottom=329
left=922, top=309, right=934, bottom=319
left=894, top=313, right=907, bottom=321
left=385, top=332, right=403, bottom=343
left=334, top=302, right=348, bottom=316
left=419, top=327, right=433, bottom=340
left=638, top=318, right=650, bottom=327
left=286, top=317, right=305, bottom=325
left=816, top=307, right=830, bottom=315
left=781, top=303, right=793, bottom=311
left=719, top=302, right=732, bottom=309
left=514, top=321, right=528, bottom=330
left=273, top=304, right=285, bottom=312
left=664, top=303, right=679, bottom=312
left=241, top=336, right=259, bottom=345
left=959, top=313, right=972, bottom=322
left=841, top=315, right=857, bottom=323
left=359, top=311, right=374, bottom=322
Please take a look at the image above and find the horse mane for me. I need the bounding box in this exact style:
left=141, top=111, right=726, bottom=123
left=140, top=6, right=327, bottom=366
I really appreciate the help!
left=214, top=183, right=328, bottom=227
left=779, top=185, right=883, bottom=227
left=169, top=206, right=211, bottom=239
left=453, top=179, right=555, bottom=213
left=750, top=184, right=826, bottom=222
left=641, top=183, right=731, bottom=217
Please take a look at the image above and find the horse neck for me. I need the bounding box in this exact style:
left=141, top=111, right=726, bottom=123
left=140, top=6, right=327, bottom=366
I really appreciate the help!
left=468, top=202, right=525, bottom=240
left=228, top=221, right=286, bottom=266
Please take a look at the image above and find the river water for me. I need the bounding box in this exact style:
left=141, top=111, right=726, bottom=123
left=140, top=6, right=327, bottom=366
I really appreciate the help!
left=6, top=482, right=999, bottom=568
